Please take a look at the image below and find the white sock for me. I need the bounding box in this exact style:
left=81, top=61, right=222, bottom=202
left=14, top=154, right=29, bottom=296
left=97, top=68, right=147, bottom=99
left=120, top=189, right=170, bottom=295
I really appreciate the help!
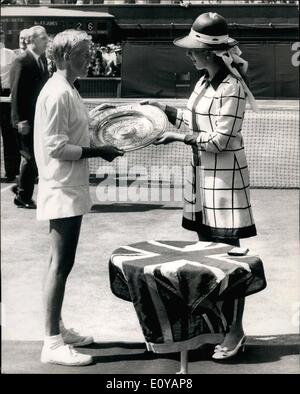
left=44, top=334, right=64, bottom=350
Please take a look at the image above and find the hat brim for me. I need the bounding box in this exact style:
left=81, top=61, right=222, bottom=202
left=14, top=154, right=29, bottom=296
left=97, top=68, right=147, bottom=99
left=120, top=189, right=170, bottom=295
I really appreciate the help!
left=173, top=35, right=238, bottom=50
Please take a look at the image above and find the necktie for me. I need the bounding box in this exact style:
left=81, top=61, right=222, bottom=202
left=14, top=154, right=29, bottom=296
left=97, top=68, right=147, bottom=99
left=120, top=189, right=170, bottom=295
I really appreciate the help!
left=38, top=56, right=44, bottom=73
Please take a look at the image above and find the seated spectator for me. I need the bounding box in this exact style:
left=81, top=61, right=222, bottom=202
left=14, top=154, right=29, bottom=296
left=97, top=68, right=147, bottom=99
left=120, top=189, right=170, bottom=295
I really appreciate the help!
left=93, top=58, right=103, bottom=76
left=81, top=41, right=122, bottom=78
left=101, top=46, right=112, bottom=76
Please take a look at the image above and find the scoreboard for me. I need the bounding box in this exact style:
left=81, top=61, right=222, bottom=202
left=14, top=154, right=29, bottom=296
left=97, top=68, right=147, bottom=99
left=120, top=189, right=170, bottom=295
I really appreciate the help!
left=1, top=7, right=115, bottom=49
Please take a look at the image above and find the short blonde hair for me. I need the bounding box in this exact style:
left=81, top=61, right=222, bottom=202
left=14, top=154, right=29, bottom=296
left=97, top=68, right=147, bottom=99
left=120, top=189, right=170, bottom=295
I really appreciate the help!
left=52, top=29, right=92, bottom=66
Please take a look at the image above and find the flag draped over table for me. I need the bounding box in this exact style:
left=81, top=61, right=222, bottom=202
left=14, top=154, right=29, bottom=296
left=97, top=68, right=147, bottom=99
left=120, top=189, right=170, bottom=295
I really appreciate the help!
left=109, top=240, right=266, bottom=353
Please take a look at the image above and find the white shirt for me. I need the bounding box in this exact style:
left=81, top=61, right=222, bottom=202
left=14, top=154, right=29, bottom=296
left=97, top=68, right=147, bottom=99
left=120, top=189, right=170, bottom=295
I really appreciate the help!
left=34, top=72, right=92, bottom=220
left=28, top=47, right=42, bottom=68
left=0, top=46, right=17, bottom=89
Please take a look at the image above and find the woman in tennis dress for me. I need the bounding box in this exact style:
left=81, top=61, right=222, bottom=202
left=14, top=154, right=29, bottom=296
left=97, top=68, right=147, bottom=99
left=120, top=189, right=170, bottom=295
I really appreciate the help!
left=34, top=29, right=124, bottom=366
left=151, top=13, right=258, bottom=360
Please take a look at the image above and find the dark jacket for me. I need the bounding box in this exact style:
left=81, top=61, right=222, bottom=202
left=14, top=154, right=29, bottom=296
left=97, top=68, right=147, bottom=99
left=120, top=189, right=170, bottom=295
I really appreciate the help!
left=10, top=49, right=49, bottom=128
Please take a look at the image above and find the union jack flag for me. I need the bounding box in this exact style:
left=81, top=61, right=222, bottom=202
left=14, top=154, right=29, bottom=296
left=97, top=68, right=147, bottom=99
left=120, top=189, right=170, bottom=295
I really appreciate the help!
left=109, top=240, right=266, bottom=353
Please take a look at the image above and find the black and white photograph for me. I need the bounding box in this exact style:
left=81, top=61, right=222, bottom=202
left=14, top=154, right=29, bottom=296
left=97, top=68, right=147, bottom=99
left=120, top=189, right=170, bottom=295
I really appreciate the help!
left=0, top=0, right=299, bottom=381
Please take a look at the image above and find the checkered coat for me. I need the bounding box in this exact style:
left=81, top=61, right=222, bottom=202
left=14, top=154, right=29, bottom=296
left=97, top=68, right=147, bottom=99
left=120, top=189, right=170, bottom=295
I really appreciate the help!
left=166, top=68, right=256, bottom=240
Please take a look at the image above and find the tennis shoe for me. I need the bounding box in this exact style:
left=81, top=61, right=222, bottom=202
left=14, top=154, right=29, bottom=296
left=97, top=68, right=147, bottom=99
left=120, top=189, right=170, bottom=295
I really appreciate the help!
left=41, top=344, right=93, bottom=366
left=61, top=327, right=94, bottom=347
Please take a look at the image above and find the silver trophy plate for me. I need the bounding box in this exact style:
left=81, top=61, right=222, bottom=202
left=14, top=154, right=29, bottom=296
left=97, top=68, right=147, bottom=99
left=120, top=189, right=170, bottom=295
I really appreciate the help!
left=91, top=104, right=168, bottom=152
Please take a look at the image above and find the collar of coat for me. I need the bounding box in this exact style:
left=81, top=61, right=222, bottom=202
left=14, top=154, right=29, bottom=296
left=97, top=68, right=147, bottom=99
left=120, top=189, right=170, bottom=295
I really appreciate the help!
left=202, top=66, right=229, bottom=91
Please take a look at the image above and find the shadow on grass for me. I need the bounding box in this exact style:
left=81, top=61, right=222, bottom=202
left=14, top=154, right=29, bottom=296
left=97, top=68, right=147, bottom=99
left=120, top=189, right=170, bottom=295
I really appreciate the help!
left=81, top=335, right=299, bottom=366
left=90, top=204, right=182, bottom=213
left=2, top=336, right=299, bottom=373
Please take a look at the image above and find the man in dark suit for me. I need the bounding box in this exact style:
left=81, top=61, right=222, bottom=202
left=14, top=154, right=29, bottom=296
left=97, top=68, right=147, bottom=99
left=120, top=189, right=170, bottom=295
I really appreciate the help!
left=10, top=25, right=49, bottom=209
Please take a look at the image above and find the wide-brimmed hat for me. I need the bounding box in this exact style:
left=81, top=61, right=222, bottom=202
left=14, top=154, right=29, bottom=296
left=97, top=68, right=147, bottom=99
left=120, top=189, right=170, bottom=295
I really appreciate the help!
left=174, top=12, right=238, bottom=50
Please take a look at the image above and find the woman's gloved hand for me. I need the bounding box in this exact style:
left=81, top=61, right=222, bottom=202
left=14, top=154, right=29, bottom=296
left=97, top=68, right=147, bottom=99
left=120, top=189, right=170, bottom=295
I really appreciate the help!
left=81, top=145, right=124, bottom=162
left=99, top=145, right=124, bottom=162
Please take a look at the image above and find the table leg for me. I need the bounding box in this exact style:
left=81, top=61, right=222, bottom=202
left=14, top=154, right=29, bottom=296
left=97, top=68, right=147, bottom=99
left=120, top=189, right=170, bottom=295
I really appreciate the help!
left=176, top=350, right=188, bottom=374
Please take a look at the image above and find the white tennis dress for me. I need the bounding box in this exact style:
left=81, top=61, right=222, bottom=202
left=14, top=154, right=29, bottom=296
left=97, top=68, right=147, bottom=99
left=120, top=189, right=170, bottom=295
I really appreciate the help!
left=34, top=73, right=92, bottom=220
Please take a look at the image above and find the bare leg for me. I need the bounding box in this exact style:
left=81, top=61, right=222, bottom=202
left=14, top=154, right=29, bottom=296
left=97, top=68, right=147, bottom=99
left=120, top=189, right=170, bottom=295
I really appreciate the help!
left=43, top=246, right=64, bottom=327
left=220, top=298, right=245, bottom=350
left=197, top=232, right=245, bottom=349
left=43, top=216, right=82, bottom=336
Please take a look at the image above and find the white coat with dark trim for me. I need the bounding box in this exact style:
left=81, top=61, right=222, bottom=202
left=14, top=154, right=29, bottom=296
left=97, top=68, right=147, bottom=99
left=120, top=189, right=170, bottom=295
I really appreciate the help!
left=167, top=69, right=257, bottom=239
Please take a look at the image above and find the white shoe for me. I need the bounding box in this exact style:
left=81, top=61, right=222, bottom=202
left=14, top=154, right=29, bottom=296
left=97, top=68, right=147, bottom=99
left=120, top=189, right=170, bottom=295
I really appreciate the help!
left=212, top=336, right=246, bottom=360
left=61, top=327, right=94, bottom=347
left=41, top=344, right=93, bottom=366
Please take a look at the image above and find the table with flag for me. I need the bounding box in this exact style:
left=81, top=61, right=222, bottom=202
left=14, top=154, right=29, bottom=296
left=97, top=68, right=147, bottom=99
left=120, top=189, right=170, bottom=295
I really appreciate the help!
left=109, top=240, right=267, bottom=354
